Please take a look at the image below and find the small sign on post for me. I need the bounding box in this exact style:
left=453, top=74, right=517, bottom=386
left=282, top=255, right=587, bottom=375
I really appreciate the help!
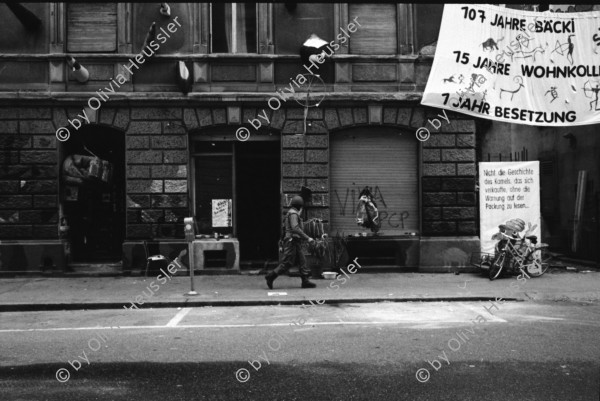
left=184, top=217, right=198, bottom=296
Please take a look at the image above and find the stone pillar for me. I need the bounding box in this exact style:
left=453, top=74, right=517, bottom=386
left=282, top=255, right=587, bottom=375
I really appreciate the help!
left=125, top=107, right=188, bottom=239
left=0, top=107, right=58, bottom=240
left=281, top=107, right=329, bottom=226
left=421, top=117, right=477, bottom=237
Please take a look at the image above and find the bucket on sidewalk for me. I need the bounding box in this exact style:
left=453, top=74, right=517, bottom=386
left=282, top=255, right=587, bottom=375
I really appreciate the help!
left=143, top=241, right=170, bottom=277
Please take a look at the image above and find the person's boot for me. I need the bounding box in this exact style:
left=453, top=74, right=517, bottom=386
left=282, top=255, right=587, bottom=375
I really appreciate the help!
left=265, top=271, right=278, bottom=289
left=301, top=276, right=316, bottom=288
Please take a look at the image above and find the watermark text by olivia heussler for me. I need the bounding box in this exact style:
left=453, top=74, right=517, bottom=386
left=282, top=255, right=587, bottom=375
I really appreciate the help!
left=415, top=272, right=530, bottom=383
left=55, top=16, right=182, bottom=142
left=234, top=258, right=361, bottom=383
left=55, top=332, right=108, bottom=383
left=55, top=260, right=179, bottom=382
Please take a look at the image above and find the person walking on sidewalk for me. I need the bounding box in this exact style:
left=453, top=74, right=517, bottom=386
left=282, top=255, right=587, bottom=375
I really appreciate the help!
left=265, top=195, right=316, bottom=289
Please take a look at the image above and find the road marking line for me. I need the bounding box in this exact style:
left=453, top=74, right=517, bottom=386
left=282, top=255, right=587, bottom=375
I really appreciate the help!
left=166, top=307, right=191, bottom=327
left=519, top=315, right=565, bottom=321
left=459, top=302, right=507, bottom=322
left=0, top=320, right=506, bottom=333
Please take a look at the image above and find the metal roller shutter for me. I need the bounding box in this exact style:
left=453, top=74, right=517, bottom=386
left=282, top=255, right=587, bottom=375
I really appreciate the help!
left=348, top=3, right=397, bottom=55
left=67, top=3, right=117, bottom=53
left=329, top=127, right=419, bottom=236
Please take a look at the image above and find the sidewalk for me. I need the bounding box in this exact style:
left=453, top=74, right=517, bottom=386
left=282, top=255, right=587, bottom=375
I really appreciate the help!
left=1, top=267, right=599, bottom=312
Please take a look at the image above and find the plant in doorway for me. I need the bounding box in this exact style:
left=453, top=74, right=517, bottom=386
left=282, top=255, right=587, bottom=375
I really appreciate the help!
left=302, top=220, right=349, bottom=278
left=326, top=232, right=349, bottom=273
left=302, top=218, right=327, bottom=278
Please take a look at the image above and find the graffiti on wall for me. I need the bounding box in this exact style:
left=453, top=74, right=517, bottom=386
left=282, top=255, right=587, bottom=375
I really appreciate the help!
left=333, top=185, right=410, bottom=229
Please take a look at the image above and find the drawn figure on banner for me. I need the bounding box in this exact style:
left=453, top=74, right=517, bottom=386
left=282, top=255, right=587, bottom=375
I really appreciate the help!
left=566, top=35, right=575, bottom=64
left=511, top=33, right=530, bottom=50
left=511, top=46, right=545, bottom=63
left=443, top=75, right=456, bottom=83
left=450, top=77, right=487, bottom=108
left=481, top=89, right=488, bottom=102
left=466, top=73, right=487, bottom=94
left=458, top=74, right=464, bottom=84
left=456, top=88, right=467, bottom=98
left=481, top=37, right=502, bottom=51
left=551, top=35, right=575, bottom=65
left=500, top=76, right=525, bottom=101
left=582, top=80, right=600, bottom=111
left=545, top=87, right=558, bottom=103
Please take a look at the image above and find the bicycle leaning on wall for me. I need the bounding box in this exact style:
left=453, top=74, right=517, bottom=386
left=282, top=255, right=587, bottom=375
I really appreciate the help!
left=488, top=231, right=554, bottom=280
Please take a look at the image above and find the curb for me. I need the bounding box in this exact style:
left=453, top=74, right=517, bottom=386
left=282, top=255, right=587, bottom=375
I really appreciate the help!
left=0, top=296, right=521, bottom=312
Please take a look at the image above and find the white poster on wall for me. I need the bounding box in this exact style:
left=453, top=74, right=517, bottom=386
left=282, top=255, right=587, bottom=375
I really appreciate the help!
left=479, top=161, right=541, bottom=254
left=212, top=199, right=232, bottom=228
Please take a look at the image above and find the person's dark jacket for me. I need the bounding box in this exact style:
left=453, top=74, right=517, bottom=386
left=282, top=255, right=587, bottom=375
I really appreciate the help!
left=284, top=208, right=310, bottom=240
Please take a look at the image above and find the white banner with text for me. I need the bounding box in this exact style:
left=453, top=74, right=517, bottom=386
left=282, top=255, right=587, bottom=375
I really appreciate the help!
left=422, top=4, right=600, bottom=126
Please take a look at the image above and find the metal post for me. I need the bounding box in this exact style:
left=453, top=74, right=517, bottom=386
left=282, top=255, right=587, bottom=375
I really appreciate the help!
left=187, top=241, right=197, bottom=295
left=184, top=217, right=198, bottom=296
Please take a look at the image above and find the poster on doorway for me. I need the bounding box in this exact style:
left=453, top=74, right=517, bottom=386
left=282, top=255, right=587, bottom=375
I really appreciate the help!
left=479, top=161, right=541, bottom=254
left=212, top=199, right=232, bottom=228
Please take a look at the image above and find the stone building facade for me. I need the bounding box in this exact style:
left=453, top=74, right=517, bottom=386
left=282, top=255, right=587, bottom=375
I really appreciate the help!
left=0, top=100, right=479, bottom=272
left=0, top=3, right=484, bottom=273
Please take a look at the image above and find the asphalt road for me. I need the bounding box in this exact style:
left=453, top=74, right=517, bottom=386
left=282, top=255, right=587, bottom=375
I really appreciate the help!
left=1, top=301, right=599, bottom=401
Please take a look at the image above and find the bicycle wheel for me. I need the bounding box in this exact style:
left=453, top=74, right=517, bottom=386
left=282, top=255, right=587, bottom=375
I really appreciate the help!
left=489, top=252, right=506, bottom=280
left=523, top=246, right=553, bottom=277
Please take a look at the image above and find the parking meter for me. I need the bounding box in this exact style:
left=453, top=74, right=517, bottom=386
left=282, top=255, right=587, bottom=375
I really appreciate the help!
left=184, top=217, right=195, bottom=242
left=184, top=217, right=198, bottom=295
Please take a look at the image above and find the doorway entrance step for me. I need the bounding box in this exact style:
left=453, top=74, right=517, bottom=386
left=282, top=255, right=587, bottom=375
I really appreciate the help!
left=65, top=262, right=123, bottom=276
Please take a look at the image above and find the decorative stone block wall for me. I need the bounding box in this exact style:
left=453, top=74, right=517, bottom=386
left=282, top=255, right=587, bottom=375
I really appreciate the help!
left=281, top=107, right=330, bottom=227
left=421, top=111, right=477, bottom=236
left=120, top=107, right=189, bottom=239
left=0, top=103, right=479, bottom=270
left=0, top=107, right=58, bottom=239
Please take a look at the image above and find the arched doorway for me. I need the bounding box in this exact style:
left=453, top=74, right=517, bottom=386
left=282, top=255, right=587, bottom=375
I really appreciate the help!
left=59, top=124, right=126, bottom=263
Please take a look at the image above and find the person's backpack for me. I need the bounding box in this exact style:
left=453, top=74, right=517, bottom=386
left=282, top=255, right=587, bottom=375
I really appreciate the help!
left=281, top=214, right=288, bottom=240
left=280, top=209, right=297, bottom=240
left=279, top=211, right=295, bottom=255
